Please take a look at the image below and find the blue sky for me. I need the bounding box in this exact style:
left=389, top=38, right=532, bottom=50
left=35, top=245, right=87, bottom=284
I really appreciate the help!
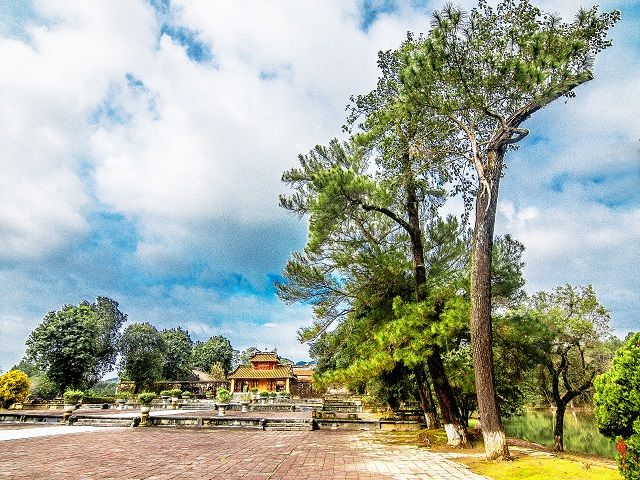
left=0, top=0, right=638, bottom=372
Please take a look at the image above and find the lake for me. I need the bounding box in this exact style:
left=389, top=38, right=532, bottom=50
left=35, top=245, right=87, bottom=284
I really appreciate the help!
left=502, top=409, right=615, bottom=458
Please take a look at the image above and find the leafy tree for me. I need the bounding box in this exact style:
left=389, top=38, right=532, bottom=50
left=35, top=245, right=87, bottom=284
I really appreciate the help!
left=191, top=336, right=234, bottom=374
left=527, top=285, right=614, bottom=451
left=0, top=370, right=30, bottom=408
left=160, top=327, right=193, bottom=380
left=25, top=305, right=101, bottom=393
left=83, top=297, right=128, bottom=382
left=594, top=332, right=640, bottom=480
left=236, top=346, right=259, bottom=367
left=10, top=360, right=38, bottom=377
left=280, top=133, right=469, bottom=445
left=397, top=0, right=619, bottom=459
left=118, top=323, right=166, bottom=393
left=23, top=297, right=127, bottom=393
left=209, top=362, right=226, bottom=381
left=28, top=374, right=58, bottom=401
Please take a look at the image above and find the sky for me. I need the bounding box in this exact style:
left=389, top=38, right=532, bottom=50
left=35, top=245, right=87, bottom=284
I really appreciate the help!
left=0, top=0, right=638, bottom=373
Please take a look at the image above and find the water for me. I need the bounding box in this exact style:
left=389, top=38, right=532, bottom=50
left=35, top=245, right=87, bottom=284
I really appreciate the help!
left=502, top=410, right=616, bottom=458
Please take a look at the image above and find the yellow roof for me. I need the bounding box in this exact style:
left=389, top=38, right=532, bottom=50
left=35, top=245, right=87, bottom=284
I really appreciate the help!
left=250, top=352, right=279, bottom=363
left=228, top=365, right=294, bottom=379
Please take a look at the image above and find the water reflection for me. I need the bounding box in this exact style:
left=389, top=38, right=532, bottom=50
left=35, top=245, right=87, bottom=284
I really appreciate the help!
left=502, top=410, right=615, bottom=458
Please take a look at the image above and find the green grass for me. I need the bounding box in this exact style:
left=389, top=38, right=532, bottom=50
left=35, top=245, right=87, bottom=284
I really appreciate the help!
left=460, top=456, right=622, bottom=480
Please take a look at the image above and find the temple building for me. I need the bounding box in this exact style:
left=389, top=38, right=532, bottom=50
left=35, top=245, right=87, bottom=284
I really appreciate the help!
left=228, top=351, right=295, bottom=393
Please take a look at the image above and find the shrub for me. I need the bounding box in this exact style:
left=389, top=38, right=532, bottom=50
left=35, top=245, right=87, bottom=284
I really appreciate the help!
left=594, top=333, right=640, bottom=480
left=169, top=388, right=182, bottom=398
left=216, top=387, right=232, bottom=403
left=28, top=374, right=58, bottom=401
left=182, top=390, right=192, bottom=397
left=63, top=389, right=84, bottom=404
left=159, top=389, right=173, bottom=397
left=137, top=392, right=156, bottom=406
left=250, top=388, right=258, bottom=393
left=269, top=392, right=277, bottom=398
left=115, top=391, right=131, bottom=400
left=259, top=390, right=269, bottom=398
left=0, top=370, right=30, bottom=408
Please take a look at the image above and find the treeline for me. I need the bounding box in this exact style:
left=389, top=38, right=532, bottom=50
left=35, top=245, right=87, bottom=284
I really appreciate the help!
left=9, top=297, right=257, bottom=398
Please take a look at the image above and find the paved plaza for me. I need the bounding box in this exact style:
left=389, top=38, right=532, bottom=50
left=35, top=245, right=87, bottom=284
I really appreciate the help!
left=0, top=425, right=487, bottom=480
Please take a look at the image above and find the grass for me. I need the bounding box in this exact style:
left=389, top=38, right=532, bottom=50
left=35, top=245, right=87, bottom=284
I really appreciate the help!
left=459, top=456, right=622, bottom=480
left=375, top=428, right=622, bottom=480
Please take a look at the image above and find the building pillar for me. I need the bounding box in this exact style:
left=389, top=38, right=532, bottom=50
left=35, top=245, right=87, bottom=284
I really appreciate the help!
left=285, top=378, right=290, bottom=393
left=230, top=379, right=235, bottom=392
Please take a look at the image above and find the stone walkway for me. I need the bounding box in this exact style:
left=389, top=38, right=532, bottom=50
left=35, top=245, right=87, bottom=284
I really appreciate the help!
left=0, top=427, right=488, bottom=479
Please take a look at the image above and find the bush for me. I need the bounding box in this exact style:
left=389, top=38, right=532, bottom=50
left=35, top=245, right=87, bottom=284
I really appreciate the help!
left=115, top=391, right=131, bottom=400
left=159, top=389, right=173, bottom=397
left=216, top=387, right=232, bottom=403
left=259, top=391, right=269, bottom=398
left=0, top=370, right=30, bottom=408
left=63, top=389, right=84, bottom=404
left=137, top=392, right=156, bottom=405
left=182, top=390, right=192, bottom=397
left=28, top=374, right=58, bottom=401
left=169, top=388, right=182, bottom=398
left=269, top=392, right=277, bottom=398
left=594, top=333, right=640, bottom=480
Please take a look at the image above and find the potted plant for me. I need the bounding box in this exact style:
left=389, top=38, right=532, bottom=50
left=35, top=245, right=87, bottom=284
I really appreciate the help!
left=63, top=389, right=83, bottom=412
left=182, top=390, right=192, bottom=402
left=216, top=387, right=232, bottom=416
left=115, top=392, right=131, bottom=409
left=259, top=390, right=268, bottom=404
left=137, top=392, right=156, bottom=413
left=250, top=388, right=258, bottom=401
left=159, top=389, right=172, bottom=406
left=268, top=391, right=277, bottom=404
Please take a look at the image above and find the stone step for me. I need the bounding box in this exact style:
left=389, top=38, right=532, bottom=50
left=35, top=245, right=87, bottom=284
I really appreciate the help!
left=74, top=417, right=134, bottom=427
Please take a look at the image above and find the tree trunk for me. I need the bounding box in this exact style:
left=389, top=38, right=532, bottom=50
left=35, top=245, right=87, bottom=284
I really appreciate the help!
left=553, top=402, right=566, bottom=452
left=414, top=366, right=439, bottom=429
left=404, top=160, right=468, bottom=447
left=470, top=149, right=510, bottom=460
left=428, top=346, right=468, bottom=446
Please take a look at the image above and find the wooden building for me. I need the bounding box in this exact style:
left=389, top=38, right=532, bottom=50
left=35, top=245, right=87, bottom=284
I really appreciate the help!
left=228, top=351, right=295, bottom=393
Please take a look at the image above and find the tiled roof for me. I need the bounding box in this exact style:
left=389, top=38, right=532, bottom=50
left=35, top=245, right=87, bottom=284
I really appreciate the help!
left=292, top=368, right=314, bottom=376
left=250, top=352, right=279, bottom=363
left=228, top=365, right=294, bottom=379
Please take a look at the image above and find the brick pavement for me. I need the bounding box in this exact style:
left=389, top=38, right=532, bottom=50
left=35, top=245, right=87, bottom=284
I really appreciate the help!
left=0, top=427, right=487, bottom=480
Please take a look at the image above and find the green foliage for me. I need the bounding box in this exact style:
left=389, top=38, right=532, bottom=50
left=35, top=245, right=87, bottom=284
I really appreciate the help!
left=28, top=374, right=58, bottom=401
left=160, top=327, right=193, bottom=380
left=115, top=391, right=131, bottom=400
left=169, top=388, right=182, bottom=398
left=24, top=298, right=126, bottom=393
left=136, top=392, right=156, bottom=406
left=25, top=305, right=101, bottom=393
left=236, top=347, right=259, bottom=367
left=159, top=390, right=173, bottom=397
left=191, top=336, right=234, bottom=374
left=82, top=297, right=128, bottom=382
left=85, top=378, right=118, bottom=397
left=209, top=362, right=226, bottom=381
left=0, top=370, right=30, bottom=408
left=216, top=387, right=232, bottom=403
left=63, top=389, right=84, bottom=403
left=594, top=333, right=640, bottom=479
left=118, top=323, right=166, bottom=392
